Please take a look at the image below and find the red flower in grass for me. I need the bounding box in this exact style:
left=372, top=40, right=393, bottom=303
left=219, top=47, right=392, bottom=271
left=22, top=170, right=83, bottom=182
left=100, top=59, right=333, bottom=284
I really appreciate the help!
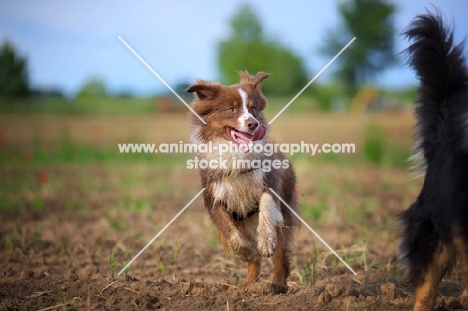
left=39, top=172, right=48, bottom=184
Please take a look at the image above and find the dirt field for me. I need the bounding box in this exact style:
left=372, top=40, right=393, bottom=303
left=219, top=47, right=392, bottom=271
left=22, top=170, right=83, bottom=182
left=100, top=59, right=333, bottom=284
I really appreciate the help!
left=1, top=113, right=467, bottom=310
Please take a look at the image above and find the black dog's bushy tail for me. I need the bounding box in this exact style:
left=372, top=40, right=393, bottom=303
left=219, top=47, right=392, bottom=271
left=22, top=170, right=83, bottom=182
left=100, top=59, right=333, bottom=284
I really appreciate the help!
left=404, top=12, right=468, bottom=157
left=400, top=12, right=468, bottom=299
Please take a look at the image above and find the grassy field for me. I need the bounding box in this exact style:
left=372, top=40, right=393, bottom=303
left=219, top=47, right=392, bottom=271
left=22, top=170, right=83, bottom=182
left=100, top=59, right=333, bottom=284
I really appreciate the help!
left=2, top=107, right=464, bottom=310
left=0, top=83, right=416, bottom=115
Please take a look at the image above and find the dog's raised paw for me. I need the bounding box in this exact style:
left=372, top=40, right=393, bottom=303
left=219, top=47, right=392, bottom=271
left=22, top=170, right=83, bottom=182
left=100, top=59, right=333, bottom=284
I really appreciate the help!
left=229, top=232, right=257, bottom=262
left=257, top=235, right=276, bottom=257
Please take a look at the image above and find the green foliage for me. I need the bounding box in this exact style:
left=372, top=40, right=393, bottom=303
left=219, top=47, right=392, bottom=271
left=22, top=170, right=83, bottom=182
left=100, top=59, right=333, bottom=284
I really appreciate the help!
left=299, top=241, right=318, bottom=285
left=321, top=0, right=396, bottom=95
left=301, top=200, right=327, bottom=221
left=0, top=41, right=29, bottom=97
left=108, top=248, right=130, bottom=277
left=363, top=124, right=384, bottom=164
left=218, top=4, right=308, bottom=96
left=363, top=123, right=410, bottom=167
left=30, top=197, right=44, bottom=212
left=0, top=97, right=157, bottom=114
left=108, top=249, right=119, bottom=278
left=308, top=83, right=347, bottom=112
left=76, top=76, right=107, bottom=99
left=0, top=136, right=190, bottom=168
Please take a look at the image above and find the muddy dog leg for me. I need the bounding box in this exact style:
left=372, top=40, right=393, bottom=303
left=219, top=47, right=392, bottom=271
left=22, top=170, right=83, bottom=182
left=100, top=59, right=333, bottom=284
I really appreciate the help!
left=412, top=244, right=455, bottom=311
left=208, top=204, right=258, bottom=264
left=257, top=192, right=283, bottom=258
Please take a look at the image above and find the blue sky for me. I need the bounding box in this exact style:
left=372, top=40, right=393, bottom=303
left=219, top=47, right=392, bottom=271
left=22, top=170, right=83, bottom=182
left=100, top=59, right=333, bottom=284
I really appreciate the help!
left=1, top=0, right=467, bottom=97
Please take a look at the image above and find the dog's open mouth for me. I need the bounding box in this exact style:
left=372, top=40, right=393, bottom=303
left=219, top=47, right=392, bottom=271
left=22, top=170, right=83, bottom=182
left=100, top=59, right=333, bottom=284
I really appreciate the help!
left=226, top=124, right=266, bottom=152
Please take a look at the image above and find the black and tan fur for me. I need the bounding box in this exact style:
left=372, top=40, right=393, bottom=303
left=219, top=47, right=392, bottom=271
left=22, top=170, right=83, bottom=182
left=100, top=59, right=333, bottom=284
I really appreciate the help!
left=400, top=12, right=468, bottom=311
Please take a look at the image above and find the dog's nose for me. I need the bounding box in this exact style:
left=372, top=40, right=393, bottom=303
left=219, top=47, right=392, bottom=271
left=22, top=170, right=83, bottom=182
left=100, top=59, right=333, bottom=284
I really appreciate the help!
left=247, top=118, right=259, bottom=131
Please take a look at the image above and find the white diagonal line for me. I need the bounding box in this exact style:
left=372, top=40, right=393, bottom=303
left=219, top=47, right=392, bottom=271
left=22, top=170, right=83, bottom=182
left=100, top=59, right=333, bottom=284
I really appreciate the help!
left=269, top=37, right=356, bottom=124
left=117, top=188, right=205, bottom=276
left=269, top=188, right=357, bottom=275
left=118, top=36, right=207, bottom=125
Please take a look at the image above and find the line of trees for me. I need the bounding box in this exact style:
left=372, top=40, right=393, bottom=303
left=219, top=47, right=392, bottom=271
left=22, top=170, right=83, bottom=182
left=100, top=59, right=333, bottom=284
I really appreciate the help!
left=218, top=0, right=396, bottom=96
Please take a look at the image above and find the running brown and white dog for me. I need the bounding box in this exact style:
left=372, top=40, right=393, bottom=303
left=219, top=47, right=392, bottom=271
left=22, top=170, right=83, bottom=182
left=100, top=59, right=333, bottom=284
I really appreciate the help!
left=400, top=12, right=468, bottom=311
left=187, top=71, right=299, bottom=288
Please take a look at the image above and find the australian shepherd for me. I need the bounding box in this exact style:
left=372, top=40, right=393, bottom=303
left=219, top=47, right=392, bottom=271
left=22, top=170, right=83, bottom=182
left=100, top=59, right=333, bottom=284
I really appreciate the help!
left=186, top=71, right=299, bottom=289
left=400, top=12, right=468, bottom=310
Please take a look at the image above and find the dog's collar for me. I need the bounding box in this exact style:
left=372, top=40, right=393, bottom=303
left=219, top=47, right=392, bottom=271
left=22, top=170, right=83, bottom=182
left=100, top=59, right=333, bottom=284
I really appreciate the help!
left=230, top=201, right=259, bottom=221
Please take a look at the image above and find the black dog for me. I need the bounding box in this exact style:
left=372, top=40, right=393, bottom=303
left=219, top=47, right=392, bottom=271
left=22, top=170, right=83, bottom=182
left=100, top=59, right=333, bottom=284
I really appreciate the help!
left=399, top=12, right=468, bottom=311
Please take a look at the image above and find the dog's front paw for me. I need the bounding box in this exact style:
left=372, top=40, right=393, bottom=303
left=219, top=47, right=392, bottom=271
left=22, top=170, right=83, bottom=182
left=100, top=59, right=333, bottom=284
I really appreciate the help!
left=257, top=231, right=277, bottom=257
left=229, top=232, right=257, bottom=262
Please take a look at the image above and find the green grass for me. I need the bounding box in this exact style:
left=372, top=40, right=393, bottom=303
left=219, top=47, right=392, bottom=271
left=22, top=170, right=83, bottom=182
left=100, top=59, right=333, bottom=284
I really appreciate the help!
left=0, top=139, right=190, bottom=166
left=0, top=149, right=194, bottom=213
left=301, top=181, right=335, bottom=221
left=363, top=123, right=410, bottom=168
left=299, top=240, right=318, bottom=285
left=0, top=97, right=157, bottom=114
left=346, top=198, right=378, bottom=223
left=0, top=84, right=416, bottom=115
left=108, top=248, right=131, bottom=278
left=0, top=120, right=411, bottom=168
left=301, top=200, right=327, bottom=221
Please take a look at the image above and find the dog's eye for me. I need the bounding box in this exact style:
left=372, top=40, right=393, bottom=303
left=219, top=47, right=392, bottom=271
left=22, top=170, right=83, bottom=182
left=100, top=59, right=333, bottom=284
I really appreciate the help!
left=251, top=107, right=256, bottom=113
left=228, top=107, right=235, bottom=112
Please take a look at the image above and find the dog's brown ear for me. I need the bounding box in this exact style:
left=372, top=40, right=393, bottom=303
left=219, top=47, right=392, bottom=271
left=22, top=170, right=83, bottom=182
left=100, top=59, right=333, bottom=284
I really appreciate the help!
left=238, top=71, right=253, bottom=83
left=186, top=80, right=221, bottom=100
left=239, top=71, right=270, bottom=89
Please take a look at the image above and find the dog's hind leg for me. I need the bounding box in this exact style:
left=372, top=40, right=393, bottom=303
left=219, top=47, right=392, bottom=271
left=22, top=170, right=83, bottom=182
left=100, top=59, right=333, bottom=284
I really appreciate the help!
left=412, top=244, right=455, bottom=311
left=454, top=235, right=468, bottom=307
left=241, top=255, right=262, bottom=287
left=401, top=202, right=456, bottom=310
left=272, top=225, right=293, bottom=288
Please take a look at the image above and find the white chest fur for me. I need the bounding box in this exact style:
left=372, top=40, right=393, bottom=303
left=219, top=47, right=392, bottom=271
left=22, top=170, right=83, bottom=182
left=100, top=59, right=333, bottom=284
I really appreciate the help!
left=190, top=127, right=267, bottom=215
left=212, top=169, right=264, bottom=215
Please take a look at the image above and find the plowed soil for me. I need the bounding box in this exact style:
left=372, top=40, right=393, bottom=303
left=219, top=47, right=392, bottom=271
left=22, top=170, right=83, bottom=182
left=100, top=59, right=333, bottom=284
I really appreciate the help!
left=1, top=113, right=467, bottom=310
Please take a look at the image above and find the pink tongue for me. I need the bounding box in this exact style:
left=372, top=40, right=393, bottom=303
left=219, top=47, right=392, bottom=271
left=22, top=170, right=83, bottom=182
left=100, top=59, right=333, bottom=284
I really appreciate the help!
left=234, top=124, right=266, bottom=152
left=234, top=124, right=266, bottom=143
left=252, top=124, right=266, bottom=141
left=234, top=131, right=254, bottom=142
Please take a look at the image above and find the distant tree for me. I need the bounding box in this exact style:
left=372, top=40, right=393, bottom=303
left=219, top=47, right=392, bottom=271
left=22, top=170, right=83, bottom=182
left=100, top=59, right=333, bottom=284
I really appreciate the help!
left=0, top=42, right=29, bottom=97
left=218, top=4, right=307, bottom=96
left=174, top=82, right=191, bottom=96
left=76, top=77, right=107, bottom=98
left=115, top=91, right=134, bottom=99
left=30, top=88, right=64, bottom=99
left=321, top=0, right=396, bottom=94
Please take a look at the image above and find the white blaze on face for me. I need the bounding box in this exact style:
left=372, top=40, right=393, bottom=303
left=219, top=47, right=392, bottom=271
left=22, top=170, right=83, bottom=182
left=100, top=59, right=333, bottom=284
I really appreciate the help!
left=237, top=88, right=258, bottom=132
